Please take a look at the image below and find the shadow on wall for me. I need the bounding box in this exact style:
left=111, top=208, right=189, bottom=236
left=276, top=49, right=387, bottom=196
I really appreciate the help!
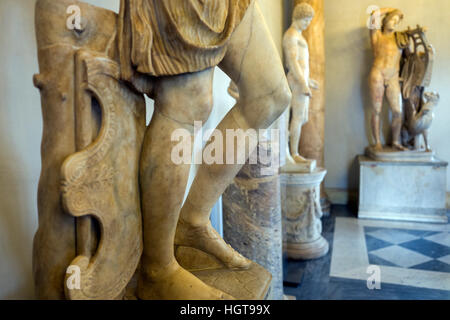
left=342, top=27, right=373, bottom=191
left=358, top=26, right=392, bottom=150
left=284, top=0, right=294, bottom=30
left=345, top=27, right=392, bottom=191
left=0, top=143, right=34, bottom=299
left=360, top=27, right=374, bottom=147
left=0, top=0, right=38, bottom=299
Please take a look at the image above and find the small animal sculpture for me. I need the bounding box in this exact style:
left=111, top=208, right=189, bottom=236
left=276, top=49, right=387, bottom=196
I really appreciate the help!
left=402, top=91, right=439, bottom=151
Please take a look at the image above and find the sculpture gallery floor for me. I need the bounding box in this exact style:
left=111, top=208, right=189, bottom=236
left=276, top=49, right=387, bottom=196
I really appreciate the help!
left=283, top=205, right=450, bottom=299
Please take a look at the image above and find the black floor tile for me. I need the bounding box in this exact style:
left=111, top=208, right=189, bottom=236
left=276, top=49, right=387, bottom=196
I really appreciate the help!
left=399, top=239, right=450, bottom=259
left=365, top=234, right=393, bottom=252
left=368, top=253, right=399, bottom=267
left=410, top=260, right=450, bottom=273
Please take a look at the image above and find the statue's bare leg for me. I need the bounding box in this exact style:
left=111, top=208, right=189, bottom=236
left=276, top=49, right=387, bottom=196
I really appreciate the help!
left=289, top=93, right=309, bottom=162
left=369, top=69, right=384, bottom=151
left=176, top=2, right=291, bottom=269
left=137, top=68, right=233, bottom=300
left=386, top=78, right=408, bottom=151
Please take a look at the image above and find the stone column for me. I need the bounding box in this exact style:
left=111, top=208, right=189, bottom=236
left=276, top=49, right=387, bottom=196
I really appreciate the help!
left=281, top=168, right=329, bottom=260
left=223, top=141, right=284, bottom=300
left=293, top=0, right=330, bottom=214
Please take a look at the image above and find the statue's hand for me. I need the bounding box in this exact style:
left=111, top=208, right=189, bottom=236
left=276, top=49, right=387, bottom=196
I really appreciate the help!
left=309, top=79, right=320, bottom=90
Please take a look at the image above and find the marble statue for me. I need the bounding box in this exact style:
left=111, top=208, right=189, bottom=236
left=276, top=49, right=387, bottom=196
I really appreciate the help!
left=280, top=3, right=329, bottom=261
left=283, top=3, right=318, bottom=172
left=368, top=8, right=437, bottom=159
left=33, top=0, right=290, bottom=300
left=358, top=8, right=447, bottom=224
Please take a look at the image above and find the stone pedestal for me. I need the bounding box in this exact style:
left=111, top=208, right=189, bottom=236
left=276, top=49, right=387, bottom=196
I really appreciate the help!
left=124, top=247, right=273, bottom=300
left=358, top=156, right=448, bottom=223
left=281, top=168, right=329, bottom=260
left=223, top=143, right=284, bottom=300
left=176, top=247, right=272, bottom=300
left=366, top=146, right=435, bottom=162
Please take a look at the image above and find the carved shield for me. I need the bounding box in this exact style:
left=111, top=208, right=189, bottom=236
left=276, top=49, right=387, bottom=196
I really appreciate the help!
left=34, top=0, right=146, bottom=300
left=62, top=51, right=146, bottom=300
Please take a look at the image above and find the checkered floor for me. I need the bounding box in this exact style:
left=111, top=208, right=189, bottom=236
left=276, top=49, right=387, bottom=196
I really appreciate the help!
left=365, top=227, right=450, bottom=273
left=284, top=206, right=450, bottom=299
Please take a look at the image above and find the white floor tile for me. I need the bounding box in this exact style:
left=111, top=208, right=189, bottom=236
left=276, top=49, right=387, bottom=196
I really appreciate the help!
left=370, top=245, right=432, bottom=268
left=425, top=232, right=450, bottom=247
left=438, top=254, right=450, bottom=265
left=367, top=229, right=419, bottom=245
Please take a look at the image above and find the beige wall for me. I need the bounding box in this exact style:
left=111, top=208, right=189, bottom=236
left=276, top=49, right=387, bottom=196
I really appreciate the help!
left=0, top=0, right=282, bottom=299
left=259, top=0, right=284, bottom=53
left=323, top=0, right=450, bottom=191
left=0, top=0, right=40, bottom=299
left=3, top=0, right=446, bottom=300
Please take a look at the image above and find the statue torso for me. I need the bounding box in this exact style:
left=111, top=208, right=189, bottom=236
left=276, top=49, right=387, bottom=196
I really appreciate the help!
left=284, top=28, right=310, bottom=85
left=372, top=31, right=402, bottom=79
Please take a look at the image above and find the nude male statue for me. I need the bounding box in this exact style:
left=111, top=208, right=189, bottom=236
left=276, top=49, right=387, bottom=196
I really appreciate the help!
left=369, top=8, right=408, bottom=151
left=119, top=0, right=291, bottom=299
left=283, top=3, right=319, bottom=165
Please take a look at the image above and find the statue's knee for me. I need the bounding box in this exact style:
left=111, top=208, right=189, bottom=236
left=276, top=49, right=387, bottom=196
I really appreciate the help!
left=372, top=108, right=381, bottom=117
left=392, top=111, right=402, bottom=119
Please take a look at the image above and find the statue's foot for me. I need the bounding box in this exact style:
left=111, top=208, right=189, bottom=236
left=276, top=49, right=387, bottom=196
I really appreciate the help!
left=175, top=219, right=251, bottom=270
left=137, top=262, right=235, bottom=300
left=373, top=143, right=383, bottom=152
left=392, top=143, right=409, bottom=151
left=292, top=154, right=307, bottom=163
left=285, top=152, right=297, bottom=165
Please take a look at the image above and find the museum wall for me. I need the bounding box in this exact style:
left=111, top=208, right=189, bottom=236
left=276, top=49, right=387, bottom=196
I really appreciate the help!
left=0, top=0, right=40, bottom=299
left=0, top=0, right=446, bottom=300
left=322, top=0, right=450, bottom=193
left=0, top=0, right=283, bottom=299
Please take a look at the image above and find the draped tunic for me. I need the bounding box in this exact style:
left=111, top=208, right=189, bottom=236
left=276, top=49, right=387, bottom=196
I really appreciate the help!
left=118, top=0, right=252, bottom=81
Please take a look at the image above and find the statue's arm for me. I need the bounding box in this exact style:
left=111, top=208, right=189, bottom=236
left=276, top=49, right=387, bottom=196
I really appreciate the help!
left=369, top=9, right=381, bottom=43
left=283, top=31, right=310, bottom=96
left=376, top=7, right=398, bottom=17
left=369, top=7, right=397, bottom=40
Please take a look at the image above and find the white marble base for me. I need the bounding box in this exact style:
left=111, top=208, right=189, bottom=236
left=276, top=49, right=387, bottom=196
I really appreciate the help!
left=358, top=156, right=448, bottom=224
left=281, top=159, right=317, bottom=173
left=281, top=168, right=329, bottom=260
left=366, top=146, right=435, bottom=162
left=285, top=236, right=329, bottom=260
